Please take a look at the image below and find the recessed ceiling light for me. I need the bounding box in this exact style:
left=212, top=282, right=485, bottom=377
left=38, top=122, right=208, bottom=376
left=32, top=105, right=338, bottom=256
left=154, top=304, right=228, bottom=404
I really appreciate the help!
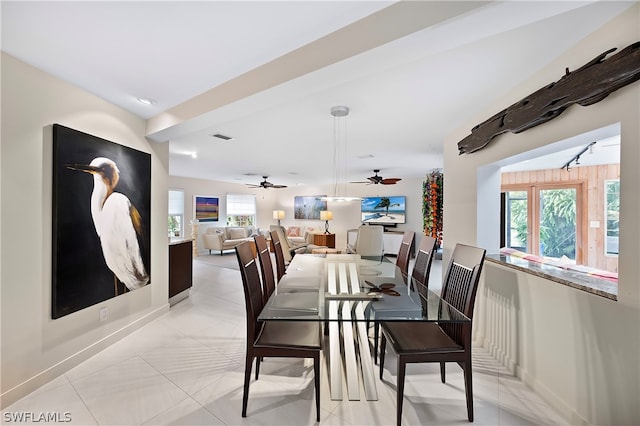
left=137, top=97, right=155, bottom=105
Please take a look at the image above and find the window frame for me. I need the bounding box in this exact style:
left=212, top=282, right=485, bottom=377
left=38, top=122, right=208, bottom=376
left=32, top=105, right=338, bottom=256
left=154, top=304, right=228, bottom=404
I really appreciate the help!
left=168, top=189, right=185, bottom=238
left=226, top=193, right=257, bottom=227
left=604, top=179, right=620, bottom=256
left=502, top=181, right=586, bottom=264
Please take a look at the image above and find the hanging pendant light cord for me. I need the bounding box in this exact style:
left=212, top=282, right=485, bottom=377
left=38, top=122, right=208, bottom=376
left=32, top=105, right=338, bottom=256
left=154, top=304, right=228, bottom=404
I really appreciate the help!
left=332, top=113, right=340, bottom=198
left=325, top=105, right=358, bottom=202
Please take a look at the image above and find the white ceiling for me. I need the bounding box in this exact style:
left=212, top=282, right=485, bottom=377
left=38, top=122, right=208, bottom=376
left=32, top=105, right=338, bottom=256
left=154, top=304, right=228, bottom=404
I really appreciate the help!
left=2, top=1, right=631, bottom=188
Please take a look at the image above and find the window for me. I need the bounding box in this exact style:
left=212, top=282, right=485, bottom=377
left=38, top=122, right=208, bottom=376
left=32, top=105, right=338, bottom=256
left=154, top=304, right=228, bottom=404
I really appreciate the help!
left=495, top=125, right=620, bottom=296
left=226, top=193, right=256, bottom=227
left=168, top=189, right=184, bottom=237
left=538, top=187, right=578, bottom=261
left=605, top=179, right=620, bottom=255
left=504, top=190, right=528, bottom=251
left=502, top=183, right=583, bottom=263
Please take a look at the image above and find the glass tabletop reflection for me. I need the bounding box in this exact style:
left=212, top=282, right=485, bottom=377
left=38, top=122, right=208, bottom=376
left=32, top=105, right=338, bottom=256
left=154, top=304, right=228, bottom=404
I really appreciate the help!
left=258, top=253, right=469, bottom=323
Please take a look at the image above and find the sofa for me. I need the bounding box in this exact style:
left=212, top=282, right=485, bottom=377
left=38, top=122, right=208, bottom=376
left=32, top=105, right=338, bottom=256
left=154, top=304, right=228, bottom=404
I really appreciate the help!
left=203, top=226, right=261, bottom=255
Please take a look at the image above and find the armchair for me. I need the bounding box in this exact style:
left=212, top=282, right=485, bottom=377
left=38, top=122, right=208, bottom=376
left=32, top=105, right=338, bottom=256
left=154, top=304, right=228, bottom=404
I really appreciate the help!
left=346, top=225, right=384, bottom=258
left=269, top=225, right=305, bottom=263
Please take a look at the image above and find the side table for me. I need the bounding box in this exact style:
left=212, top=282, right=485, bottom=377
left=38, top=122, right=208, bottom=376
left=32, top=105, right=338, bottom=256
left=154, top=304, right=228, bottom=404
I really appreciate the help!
left=314, top=233, right=336, bottom=248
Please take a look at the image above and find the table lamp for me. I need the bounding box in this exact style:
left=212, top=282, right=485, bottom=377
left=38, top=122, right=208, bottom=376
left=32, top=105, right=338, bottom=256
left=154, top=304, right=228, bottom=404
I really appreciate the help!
left=320, top=210, right=333, bottom=234
left=273, top=210, right=285, bottom=226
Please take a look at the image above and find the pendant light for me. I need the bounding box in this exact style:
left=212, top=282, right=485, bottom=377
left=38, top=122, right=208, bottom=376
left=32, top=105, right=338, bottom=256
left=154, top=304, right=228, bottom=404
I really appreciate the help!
left=321, top=106, right=360, bottom=202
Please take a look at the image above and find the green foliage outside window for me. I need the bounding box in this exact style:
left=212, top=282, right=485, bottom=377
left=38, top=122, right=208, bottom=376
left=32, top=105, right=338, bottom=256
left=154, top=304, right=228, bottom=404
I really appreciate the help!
left=508, top=191, right=528, bottom=249
left=606, top=180, right=620, bottom=255
left=507, top=189, right=577, bottom=259
left=168, top=215, right=181, bottom=237
left=227, top=215, right=254, bottom=227
left=606, top=180, right=620, bottom=237
left=539, top=189, right=576, bottom=259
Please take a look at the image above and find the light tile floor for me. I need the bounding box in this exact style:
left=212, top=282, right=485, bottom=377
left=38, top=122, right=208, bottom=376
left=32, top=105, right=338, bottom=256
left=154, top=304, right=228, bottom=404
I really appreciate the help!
left=3, top=256, right=570, bottom=425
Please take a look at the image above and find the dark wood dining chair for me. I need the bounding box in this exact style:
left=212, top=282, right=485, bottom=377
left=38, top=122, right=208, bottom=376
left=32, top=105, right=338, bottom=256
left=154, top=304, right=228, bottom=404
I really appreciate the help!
left=254, top=235, right=276, bottom=303
left=410, top=236, right=437, bottom=295
left=379, top=243, right=486, bottom=426
left=368, top=230, right=413, bottom=361
left=235, top=241, right=322, bottom=421
left=395, top=231, right=415, bottom=279
left=270, top=230, right=287, bottom=281
left=372, top=235, right=437, bottom=364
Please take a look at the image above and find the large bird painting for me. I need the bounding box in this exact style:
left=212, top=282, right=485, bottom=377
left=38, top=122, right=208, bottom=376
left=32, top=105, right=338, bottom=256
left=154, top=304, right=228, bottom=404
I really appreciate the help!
left=52, top=124, right=151, bottom=319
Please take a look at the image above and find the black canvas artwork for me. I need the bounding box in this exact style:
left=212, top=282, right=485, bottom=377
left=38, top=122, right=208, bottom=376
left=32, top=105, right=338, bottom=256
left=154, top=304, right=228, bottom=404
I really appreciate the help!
left=52, top=124, right=151, bottom=319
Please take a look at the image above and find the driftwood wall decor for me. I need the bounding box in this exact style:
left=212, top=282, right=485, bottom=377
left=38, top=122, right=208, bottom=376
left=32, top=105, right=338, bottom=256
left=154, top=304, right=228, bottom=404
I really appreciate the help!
left=458, top=41, right=640, bottom=155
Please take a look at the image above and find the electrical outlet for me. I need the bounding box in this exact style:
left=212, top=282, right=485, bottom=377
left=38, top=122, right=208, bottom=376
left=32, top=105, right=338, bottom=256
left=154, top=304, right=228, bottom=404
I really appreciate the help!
left=99, top=307, right=108, bottom=322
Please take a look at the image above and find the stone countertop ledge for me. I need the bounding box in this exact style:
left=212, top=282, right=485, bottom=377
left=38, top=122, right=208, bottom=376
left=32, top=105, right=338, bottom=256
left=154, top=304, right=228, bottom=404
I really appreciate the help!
left=169, top=237, right=193, bottom=246
left=486, top=254, right=617, bottom=301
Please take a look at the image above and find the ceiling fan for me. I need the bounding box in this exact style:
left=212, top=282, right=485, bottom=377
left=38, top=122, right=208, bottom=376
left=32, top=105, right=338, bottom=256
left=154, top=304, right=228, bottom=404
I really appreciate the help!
left=353, top=169, right=402, bottom=185
left=246, top=176, right=287, bottom=189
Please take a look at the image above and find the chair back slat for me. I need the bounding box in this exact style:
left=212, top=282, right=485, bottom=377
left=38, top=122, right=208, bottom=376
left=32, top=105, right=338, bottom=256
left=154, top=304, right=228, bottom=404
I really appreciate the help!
left=270, top=231, right=287, bottom=281
left=235, top=242, right=265, bottom=344
left=254, top=235, right=276, bottom=303
left=395, top=231, right=415, bottom=278
left=439, top=244, right=486, bottom=348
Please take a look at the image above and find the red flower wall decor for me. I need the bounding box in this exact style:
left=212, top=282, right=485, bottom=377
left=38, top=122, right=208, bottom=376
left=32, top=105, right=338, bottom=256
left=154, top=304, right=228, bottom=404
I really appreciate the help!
left=422, top=170, right=443, bottom=247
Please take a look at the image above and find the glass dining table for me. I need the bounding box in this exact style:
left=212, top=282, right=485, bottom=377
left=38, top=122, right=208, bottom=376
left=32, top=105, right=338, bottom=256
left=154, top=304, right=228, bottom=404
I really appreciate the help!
left=257, top=253, right=470, bottom=402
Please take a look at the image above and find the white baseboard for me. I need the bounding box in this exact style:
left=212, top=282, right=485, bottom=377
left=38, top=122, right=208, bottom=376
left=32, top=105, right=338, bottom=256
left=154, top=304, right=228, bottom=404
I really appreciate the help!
left=1, top=304, right=169, bottom=409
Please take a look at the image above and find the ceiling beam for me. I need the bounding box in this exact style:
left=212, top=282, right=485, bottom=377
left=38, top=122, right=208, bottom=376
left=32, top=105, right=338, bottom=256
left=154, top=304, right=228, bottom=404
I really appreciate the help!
left=145, top=1, right=489, bottom=142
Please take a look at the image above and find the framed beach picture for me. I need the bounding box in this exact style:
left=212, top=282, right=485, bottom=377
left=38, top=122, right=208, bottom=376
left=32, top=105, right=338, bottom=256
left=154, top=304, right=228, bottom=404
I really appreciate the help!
left=294, top=195, right=327, bottom=220
left=194, top=195, right=219, bottom=222
left=52, top=124, right=151, bottom=319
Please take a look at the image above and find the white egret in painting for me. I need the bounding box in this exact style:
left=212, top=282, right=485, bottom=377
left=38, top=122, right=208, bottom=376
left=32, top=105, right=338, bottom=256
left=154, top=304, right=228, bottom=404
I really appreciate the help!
left=67, top=157, right=149, bottom=294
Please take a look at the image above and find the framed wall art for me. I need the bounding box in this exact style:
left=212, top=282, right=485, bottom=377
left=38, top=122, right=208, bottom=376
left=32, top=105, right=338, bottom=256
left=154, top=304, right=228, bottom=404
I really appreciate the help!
left=294, top=195, right=327, bottom=220
left=52, top=124, right=151, bottom=319
left=194, top=195, right=219, bottom=222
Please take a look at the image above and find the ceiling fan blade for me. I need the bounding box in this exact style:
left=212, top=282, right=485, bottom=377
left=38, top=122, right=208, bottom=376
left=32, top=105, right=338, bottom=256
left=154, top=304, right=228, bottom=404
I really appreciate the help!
left=350, top=180, right=371, bottom=184
left=246, top=184, right=261, bottom=188
left=380, top=178, right=401, bottom=185
left=271, top=184, right=288, bottom=188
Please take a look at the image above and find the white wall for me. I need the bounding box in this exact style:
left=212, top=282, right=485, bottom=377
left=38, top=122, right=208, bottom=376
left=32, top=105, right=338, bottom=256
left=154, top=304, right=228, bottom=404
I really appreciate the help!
left=443, top=6, right=639, bottom=424
left=0, top=53, right=170, bottom=408
left=168, top=175, right=279, bottom=249
left=168, top=176, right=428, bottom=252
